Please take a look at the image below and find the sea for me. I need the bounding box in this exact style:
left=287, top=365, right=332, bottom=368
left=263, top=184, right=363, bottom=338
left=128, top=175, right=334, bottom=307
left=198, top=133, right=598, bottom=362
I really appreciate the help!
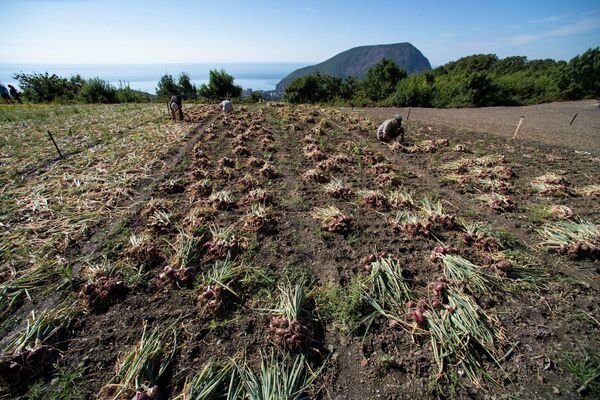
left=0, top=63, right=309, bottom=93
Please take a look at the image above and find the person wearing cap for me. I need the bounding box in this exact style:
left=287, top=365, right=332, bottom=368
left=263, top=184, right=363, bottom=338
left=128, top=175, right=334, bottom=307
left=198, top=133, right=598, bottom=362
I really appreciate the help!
left=0, top=84, right=11, bottom=104
left=7, top=85, right=22, bottom=104
left=376, top=114, right=404, bottom=143
left=220, top=98, right=233, bottom=113
left=169, top=95, right=184, bottom=121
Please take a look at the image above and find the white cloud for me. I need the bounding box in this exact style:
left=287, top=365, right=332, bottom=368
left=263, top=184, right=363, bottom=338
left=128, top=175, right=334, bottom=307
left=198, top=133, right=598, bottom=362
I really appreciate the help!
left=528, top=12, right=572, bottom=24
left=511, top=16, right=600, bottom=45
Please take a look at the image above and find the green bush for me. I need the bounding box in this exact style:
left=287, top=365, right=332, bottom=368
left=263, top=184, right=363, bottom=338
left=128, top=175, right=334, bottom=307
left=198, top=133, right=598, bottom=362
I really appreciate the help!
left=78, top=78, right=117, bottom=103
left=115, top=83, right=154, bottom=103
left=12, top=72, right=84, bottom=103
left=155, top=74, right=180, bottom=97
left=391, top=75, right=433, bottom=107
left=284, top=72, right=341, bottom=104
left=359, top=58, right=407, bottom=102
left=197, top=69, right=242, bottom=100
left=178, top=73, right=197, bottom=100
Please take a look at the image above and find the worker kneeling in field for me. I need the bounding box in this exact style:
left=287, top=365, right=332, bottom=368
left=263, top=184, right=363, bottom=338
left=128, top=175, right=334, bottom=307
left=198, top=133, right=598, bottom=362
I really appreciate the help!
left=220, top=98, right=233, bottom=113
left=377, top=114, right=404, bottom=143
left=169, top=95, right=184, bottom=121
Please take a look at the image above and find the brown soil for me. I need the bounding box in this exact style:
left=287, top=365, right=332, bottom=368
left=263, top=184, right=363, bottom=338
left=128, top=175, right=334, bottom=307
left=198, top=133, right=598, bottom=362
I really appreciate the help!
left=358, top=100, right=600, bottom=156
left=2, top=103, right=599, bottom=399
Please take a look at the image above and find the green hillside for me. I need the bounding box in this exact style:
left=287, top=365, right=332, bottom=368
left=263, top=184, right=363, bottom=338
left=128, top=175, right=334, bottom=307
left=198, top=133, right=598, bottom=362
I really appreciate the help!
left=276, top=42, right=431, bottom=90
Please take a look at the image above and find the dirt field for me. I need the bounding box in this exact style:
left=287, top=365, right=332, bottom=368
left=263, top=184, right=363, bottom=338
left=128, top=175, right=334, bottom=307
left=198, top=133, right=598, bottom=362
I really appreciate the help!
left=355, top=100, right=600, bottom=156
left=1, top=102, right=599, bottom=399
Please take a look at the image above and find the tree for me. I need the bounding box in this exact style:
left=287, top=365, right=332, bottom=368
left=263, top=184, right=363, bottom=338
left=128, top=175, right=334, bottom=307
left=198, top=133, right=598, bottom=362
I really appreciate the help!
left=460, top=72, right=498, bottom=107
left=248, top=91, right=264, bottom=103
left=178, top=73, right=197, bottom=100
left=156, top=74, right=179, bottom=97
left=197, top=69, right=242, bottom=100
left=284, top=72, right=341, bottom=103
left=560, top=47, right=600, bottom=99
left=360, top=58, right=407, bottom=102
left=339, top=76, right=358, bottom=101
left=391, top=75, right=433, bottom=107
left=78, top=78, right=117, bottom=103
left=12, top=72, right=82, bottom=102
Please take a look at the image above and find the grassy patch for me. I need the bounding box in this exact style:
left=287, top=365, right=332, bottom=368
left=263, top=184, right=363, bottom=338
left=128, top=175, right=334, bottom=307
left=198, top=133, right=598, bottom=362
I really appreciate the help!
left=564, top=353, right=600, bottom=397
left=315, top=278, right=365, bottom=333
left=27, top=363, right=89, bottom=400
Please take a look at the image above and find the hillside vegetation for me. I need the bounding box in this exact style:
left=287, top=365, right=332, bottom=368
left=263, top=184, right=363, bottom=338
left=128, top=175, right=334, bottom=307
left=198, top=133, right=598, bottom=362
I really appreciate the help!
left=284, top=47, right=600, bottom=108
left=276, top=42, right=431, bottom=90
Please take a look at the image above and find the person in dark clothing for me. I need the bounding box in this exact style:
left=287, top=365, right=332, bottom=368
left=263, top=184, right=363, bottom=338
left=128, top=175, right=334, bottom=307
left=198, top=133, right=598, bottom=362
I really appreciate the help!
left=7, top=85, right=22, bottom=104
left=169, top=95, right=184, bottom=121
left=0, top=84, right=11, bottom=104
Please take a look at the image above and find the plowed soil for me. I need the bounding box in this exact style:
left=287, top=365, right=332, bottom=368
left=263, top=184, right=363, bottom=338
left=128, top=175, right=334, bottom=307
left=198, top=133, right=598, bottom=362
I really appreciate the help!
left=1, top=102, right=599, bottom=399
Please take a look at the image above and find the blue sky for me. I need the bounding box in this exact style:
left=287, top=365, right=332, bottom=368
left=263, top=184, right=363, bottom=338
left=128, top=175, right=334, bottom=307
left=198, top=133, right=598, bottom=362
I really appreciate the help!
left=0, top=0, right=598, bottom=66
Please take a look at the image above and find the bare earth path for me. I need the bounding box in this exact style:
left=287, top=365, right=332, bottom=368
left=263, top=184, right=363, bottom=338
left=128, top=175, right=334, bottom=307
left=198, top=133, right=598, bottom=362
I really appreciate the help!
left=352, top=100, right=600, bottom=156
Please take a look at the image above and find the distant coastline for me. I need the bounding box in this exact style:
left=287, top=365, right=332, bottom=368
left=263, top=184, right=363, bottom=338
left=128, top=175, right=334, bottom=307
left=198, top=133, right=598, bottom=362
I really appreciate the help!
left=0, top=63, right=310, bottom=93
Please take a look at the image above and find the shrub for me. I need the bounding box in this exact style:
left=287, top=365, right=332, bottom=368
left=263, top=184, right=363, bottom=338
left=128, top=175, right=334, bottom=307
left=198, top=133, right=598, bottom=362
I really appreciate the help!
left=284, top=72, right=341, bottom=104
left=12, top=72, right=83, bottom=103
left=78, top=78, right=118, bottom=103
left=197, top=69, right=242, bottom=100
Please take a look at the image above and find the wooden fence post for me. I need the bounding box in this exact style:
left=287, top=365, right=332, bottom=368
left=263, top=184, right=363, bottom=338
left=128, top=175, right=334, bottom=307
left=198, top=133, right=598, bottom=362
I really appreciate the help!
left=513, top=116, right=524, bottom=139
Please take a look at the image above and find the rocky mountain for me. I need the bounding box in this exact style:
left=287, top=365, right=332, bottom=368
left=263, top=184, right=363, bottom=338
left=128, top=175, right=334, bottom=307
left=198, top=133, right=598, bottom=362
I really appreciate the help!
left=276, top=42, right=431, bottom=91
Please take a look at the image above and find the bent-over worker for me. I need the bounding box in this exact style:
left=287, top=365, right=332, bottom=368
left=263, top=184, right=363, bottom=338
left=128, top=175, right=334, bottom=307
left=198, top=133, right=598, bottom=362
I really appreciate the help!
left=220, top=99, right=233, bottom=113
left=0, top=84, right=11, bottom=104
left=376, top=114, right=404, bottom=143
left=7, top=85, right=22, bottom=104
left=169, top=95, right=184, bottom=121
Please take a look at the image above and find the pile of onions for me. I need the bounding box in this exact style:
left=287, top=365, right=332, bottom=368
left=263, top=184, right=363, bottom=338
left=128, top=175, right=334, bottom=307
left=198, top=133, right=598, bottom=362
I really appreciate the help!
left=428, top=279, right=454, bottom=314
left=0, top=345, right=59, bottom=382
left=488, top=196, right=516, bottom=212
left=130, top=386, right=158, bottom=400
left=218, top=157, right=236, bottom=168
left=558, top=240, right=600, bottom=259
left=246, top=156, right=265, bottom=168
left=395, top=220, right=431, bottom=238
left=303, top=147, right=326, bottom=162
left=361, top=251, right=386, bottom=272
left=158, top=180, right=185, bottom=195
left=302, top=168, right=327, bottom=183
left=237, top=175, right=257, bottom=191
left=370, top=163, right=392, bottom=175
left=243, top=214, right=274, bottom=233
left=429, top=245, right=458, bottom=263
left=361, top=192, right=389, bottom=209
left=125, top=242, right=162, bottom=267
left=79, top=277, right=127, bottom=311
left=158, top=266, right=194, bottom=286
left=463, top=232, right=500, bottom=252
left=427, top=213, right=456, bottom=229
left=375, top=173, right=402, bottom=189
left=205, top=237, right=242, bottom=257
left=316, top=158, right=342, bottom=173
left=406, top=301, right=427, bottom=326
left=323, top=214, right=352, bottom=234
left=197, top=284, right=226, bottom=314
left=269, top=316, right=308, bottom=347
left=232, top=145, right=249, bottom=156
left=259, top=163, right=276, bottom=178
left=496, top=166, right=515, bottom=179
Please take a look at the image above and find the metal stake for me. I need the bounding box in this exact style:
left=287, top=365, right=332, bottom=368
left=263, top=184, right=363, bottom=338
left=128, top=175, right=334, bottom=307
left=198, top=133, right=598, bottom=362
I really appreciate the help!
left=47, top=130, right=64, bottom=159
